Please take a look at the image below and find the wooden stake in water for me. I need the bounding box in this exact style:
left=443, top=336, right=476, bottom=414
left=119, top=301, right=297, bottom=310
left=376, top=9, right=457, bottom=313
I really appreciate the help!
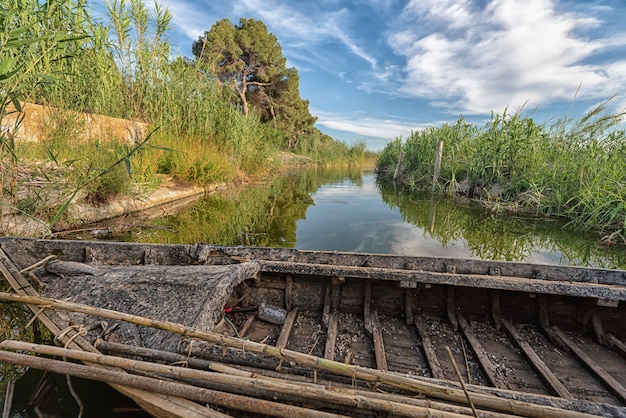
left=433, top=141, right=444, bottom=185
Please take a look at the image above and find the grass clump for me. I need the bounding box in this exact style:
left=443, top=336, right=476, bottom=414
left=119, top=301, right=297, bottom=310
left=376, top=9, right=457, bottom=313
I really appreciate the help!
left=377, top=101, right=626, bottom=243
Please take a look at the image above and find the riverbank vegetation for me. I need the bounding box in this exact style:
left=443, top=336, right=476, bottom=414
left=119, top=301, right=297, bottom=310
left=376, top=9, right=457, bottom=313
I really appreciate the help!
left=377, top=101, right=626, bottom=244
left=0, top=0, right=372, bottom=234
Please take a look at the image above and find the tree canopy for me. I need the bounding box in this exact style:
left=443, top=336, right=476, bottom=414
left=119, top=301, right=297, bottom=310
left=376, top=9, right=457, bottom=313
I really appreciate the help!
left=192, top=18, right=317, bottom=146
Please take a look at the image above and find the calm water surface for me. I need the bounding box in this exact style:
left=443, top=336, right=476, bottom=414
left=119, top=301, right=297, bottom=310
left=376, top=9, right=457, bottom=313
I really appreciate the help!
left=5, top=166, right=626, bottom=414
left=107, top=166, right=626, bottom=268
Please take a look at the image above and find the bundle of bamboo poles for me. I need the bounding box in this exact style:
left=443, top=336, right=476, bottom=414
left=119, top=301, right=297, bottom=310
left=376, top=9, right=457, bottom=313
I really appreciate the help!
left=0, top=291, right=599, bottom=418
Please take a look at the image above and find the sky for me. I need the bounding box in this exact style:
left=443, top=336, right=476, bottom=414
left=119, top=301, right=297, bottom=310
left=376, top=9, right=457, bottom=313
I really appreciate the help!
left=91, top=0, right=626, bottom=150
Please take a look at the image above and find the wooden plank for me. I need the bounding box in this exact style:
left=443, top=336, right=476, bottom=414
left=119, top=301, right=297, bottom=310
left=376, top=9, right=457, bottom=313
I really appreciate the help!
left=491, top=290, right=501, bottom=331
left=551, top=326, right=626, bottom=404
left=413, top=316, right=444, bottom=380
left=456, top=312, right=502, bottom=388
left=537, top=294, right=550, bottom=328
left=606, top=333, right=626, bottom=358
left=371, top=310, right=388, bottom=371
left=501, top=318, right=572, bottom=399
left=0, top=247, right=216, bottom=418
left=276, top=308, right=298, bottom=349
left=364, top=280, right=372, bottom=335
left=285, top=275, right=293, bottom=311
left=405, top=288, right=414, bottom=325
left=323, top=312, right=338, bottom=361
left=447, top=287, right=458, bottom=331
left=259, top=261, right=626, bottom=301
left=331, top=276, right=342, bottom=312
left=238, top=315, right=256, bottom=338
left=322, top=281, right=331, bottom=328
left=5, top=237, right=626, bottom=286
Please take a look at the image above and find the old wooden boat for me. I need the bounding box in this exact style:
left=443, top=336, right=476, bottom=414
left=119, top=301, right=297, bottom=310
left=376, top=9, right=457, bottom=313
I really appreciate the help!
left=0, top=237, right=625, bottom=417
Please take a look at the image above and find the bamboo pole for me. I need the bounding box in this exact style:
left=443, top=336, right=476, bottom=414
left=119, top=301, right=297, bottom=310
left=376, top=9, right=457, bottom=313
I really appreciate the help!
left=97, top=340, right=516, bottom=418
left=0, top=348, right=342, bottom=418
left=2, top=340, right=473, bottom=418
left=0, top=292, right=597, bottom=418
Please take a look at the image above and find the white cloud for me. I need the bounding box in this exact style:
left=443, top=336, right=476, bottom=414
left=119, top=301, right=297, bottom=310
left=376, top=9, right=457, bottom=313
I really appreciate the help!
left=232, top=0, right=378, bottom=69
left=313, top=109, right=433, bottom=141
left=389, top=0, right=626, bottom=114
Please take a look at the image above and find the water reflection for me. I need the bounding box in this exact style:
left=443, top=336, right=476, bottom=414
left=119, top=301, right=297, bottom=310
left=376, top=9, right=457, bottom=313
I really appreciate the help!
left=376, top=179, right=626, bottom=268
left=113, top=167, right=626, bottom=268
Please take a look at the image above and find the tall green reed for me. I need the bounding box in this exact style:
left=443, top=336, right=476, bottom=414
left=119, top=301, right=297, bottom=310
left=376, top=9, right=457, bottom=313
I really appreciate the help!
left=377, top=102, right=626, bottom=241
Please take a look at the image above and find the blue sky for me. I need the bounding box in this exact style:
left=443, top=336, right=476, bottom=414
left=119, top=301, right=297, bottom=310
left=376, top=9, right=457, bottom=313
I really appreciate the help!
left=92, top=0, right=626, bottom=150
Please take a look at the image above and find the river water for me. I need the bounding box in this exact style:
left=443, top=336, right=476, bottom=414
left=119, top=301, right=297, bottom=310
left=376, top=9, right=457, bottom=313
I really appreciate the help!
left=5, top=166, right=626, bottom=415
left=106, top=166, right=626, bottom=268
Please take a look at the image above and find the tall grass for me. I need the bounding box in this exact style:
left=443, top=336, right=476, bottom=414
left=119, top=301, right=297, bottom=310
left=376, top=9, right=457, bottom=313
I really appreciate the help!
left=377, top=102, right=626, bottom=242
left=2, top=0, right=373, bottom=235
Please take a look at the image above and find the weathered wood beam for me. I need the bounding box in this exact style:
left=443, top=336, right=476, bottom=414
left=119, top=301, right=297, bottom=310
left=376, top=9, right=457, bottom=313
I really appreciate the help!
left=501, top=318, right=572, bottom=399
left=238, top=315, right=256, bottom=338
left=456, top=312, right=502, bottom=388
left=276, top=308, right=298, bottom=349
left=551, top=326, right=626, bottom=405
left=405, top=288, right=415, bottom=325
left=413, top=316, right=445, bottom=380
left=447, top=287, right=458, bottom=331
left=285, top=275, right=293, bottom=311
left=370, top=310, right=388, bottom=371
left=324, top=313, right=338, bottom=361
left=5, top=237, right=626, bottom=286
left=324, top=277, right=342, bottom=361
left=322, top=282, right=331, bottom=329
left=364, top=280, right=372, bottom=336
left=259, top=261, right=626, bottom=301
left=606, top=333, right=626, bottom=359
left=491, top=290, right=501, bottom=331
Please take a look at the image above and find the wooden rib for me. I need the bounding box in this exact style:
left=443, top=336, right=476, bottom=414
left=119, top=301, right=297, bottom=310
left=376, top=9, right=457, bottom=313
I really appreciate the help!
left=238, top=315, right=255, bottom=338
left=285, top=275, right=293, bottom=312
left=456, top=312, right=501, bottom=388
left=324, top=277, right=341, bottom=361
left=331, top=277, right=342, bottom=312
left=0, top=248, right=216, bottom=418
left=491, top=290, right=501, bottom=331
left=551, top=326, right=626, bottom=404
left=364, top=280, right=372, bottom=335
left=537, top=294, right=550, bottom=328
left=321, top=281, right=331, bottom=328
left=276, top=308, right=298, bottom=349
left=371, top=310, right=388, bottom=371
left=606, top=333, right=626, bottom=358
left=413, top=316, right=444, bottom=380
left=323, top=313, right=338, bottom=361
left=501, top=318, right=572, bottom=399
left=404, top=288, right=414, bottom=325
left=589, top=310, right=607, bottom=346
left=447, top=286, right=458, bottom=331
